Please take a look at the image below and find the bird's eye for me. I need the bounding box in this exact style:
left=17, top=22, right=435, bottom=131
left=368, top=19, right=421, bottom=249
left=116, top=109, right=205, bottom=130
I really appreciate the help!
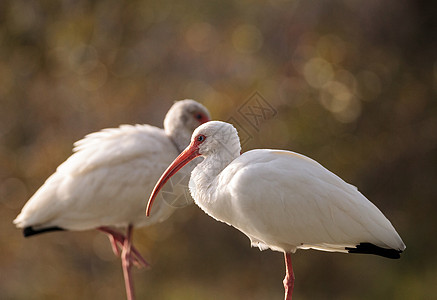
left=195, top=113, right=203, bottom=120
left=197, top=135, right=206, bottom=142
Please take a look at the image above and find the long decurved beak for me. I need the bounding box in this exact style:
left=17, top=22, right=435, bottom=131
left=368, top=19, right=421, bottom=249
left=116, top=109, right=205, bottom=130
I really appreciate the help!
left=146, top=142, right=201, bottom=216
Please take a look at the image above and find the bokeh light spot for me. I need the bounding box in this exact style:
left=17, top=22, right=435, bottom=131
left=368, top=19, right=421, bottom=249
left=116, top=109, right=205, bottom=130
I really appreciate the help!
left=231, top=24, right=263, bottom=54
left=185, top=22, right=217, bottom=53
left=303, top=57, right=334, bottom=88
left=320, top=81, right=361, bottom=123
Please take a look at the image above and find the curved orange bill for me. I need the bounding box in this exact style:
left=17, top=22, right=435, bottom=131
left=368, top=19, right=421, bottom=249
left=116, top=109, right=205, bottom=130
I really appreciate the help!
left=146, top=142, right=200, bottom=216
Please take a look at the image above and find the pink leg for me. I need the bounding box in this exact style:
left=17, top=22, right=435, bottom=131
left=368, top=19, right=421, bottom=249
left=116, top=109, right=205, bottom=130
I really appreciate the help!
left=283, top=252, right=295, bottom=300
left=122, top=224, right=135, bottom=300
left=97, top=226, right=150, bottom=268
left=107, top=231, right=121, bottom=256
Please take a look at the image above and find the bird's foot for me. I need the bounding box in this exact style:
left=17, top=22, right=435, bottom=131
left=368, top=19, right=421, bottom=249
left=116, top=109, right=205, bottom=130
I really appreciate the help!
left=98, top=227, right=150, bottom=269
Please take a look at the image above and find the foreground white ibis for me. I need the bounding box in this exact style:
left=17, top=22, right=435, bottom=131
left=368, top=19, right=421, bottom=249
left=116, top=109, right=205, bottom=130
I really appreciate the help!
left=147, top=121, right=406, bottom=299
left=13, top=99, right=211, bottom=300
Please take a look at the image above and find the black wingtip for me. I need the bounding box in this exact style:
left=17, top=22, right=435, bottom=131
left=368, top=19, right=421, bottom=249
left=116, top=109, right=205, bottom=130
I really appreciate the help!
left=23, top=226, right=65, bottom=237
left=346, top=242, right=403, bottom=259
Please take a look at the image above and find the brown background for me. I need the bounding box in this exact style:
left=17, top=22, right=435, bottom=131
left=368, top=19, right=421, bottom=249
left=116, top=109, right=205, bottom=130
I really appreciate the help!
left=1, top=0, right=436, bottom=299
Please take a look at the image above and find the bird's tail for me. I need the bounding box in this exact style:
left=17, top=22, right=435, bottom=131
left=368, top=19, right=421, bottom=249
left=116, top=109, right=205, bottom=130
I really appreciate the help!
left=346, top=242, right=403, bottom=259
left=23, top=226, right=65, bottom=237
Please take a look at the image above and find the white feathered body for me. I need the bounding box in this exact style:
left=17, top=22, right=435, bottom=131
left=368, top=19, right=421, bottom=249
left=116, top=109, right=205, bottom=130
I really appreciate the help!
left=190, top=149, right=405, bottom=254
left=14, top=124, right=191, bottom=231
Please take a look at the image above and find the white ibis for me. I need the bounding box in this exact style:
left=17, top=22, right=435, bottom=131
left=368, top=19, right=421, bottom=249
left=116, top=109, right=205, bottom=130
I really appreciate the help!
left=147, top=121, right=406, bottom=299
left=13, top=99, right=211, bottom=300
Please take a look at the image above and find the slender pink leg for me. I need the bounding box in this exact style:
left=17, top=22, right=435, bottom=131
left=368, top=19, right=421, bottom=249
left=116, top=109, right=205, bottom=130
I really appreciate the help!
left=283, top=252, right=295, bottom=300
left=122, top=224, right=135, bottom=300
left=107, top=232, right=121, bottom=256
left=97, top=226, right=150, bottom=268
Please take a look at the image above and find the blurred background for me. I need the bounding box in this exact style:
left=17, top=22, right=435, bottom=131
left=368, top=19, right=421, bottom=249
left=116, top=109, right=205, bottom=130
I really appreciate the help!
left=1, top=0, right=436, bottom=299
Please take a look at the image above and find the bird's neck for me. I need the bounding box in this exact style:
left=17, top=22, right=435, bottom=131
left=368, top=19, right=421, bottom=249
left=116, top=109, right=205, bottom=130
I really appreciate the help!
left=189, top=148, right=240, bottom=206
left=166, top=128, right=191, bottom=152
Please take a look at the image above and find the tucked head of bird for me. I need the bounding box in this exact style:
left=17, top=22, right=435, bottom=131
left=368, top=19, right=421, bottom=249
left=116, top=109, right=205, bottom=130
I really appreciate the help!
left=146, top=121, right=241, bottom=216
left=164, top=100, right=211, bottom=144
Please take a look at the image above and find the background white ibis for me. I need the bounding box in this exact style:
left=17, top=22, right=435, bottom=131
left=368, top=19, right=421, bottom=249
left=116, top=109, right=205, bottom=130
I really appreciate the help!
left=147, top=121, right=406, bottom=299
left=13, top=99, right=211, bottom=300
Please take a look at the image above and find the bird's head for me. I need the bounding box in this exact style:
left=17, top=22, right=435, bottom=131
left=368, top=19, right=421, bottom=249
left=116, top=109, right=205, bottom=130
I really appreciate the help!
left=191, top=121, right=241, bottom=157
left=147, top=121, right=241, bottom=216
left=164, top=99, right=211, bottom=150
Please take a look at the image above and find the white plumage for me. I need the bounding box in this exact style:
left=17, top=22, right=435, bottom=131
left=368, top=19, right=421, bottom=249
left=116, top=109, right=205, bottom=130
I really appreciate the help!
left=200, top=149, right=404, bottom=254
left=15, top=125, right=179, bottom=230
left=147, top=120, right=406, bottom=299
left=13, top=99, right=211, bottom=300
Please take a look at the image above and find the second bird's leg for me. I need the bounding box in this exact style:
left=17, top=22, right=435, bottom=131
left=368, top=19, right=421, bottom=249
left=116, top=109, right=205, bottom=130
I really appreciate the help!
left=122, top=224, right=135, bottom=300
left=283, top=252, right=295, bottom=300
left=97, top=226, right=150, bottom=268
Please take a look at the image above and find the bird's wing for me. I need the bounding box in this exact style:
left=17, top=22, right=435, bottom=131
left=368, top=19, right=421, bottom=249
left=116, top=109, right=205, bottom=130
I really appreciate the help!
left=220, top=149, right=404, bottom=253
left=61, top=124, right=171, bottom=175
left=13, top=125, right=182, bottom=230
